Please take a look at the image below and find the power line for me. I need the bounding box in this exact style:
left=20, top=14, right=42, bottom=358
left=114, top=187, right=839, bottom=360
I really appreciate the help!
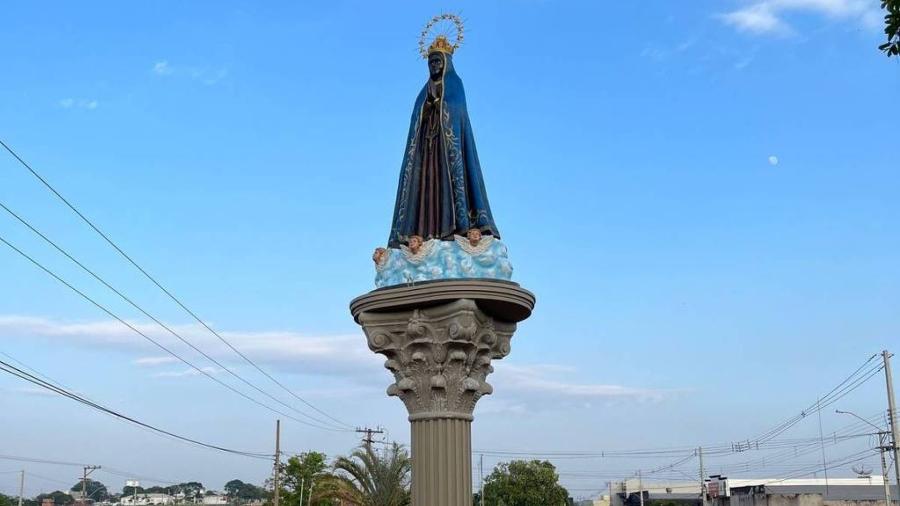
left=0, top=350, right=284, bottom=451
left=0, top=357, right=271, bottom=460
left=474, top=357, right=887, bottom=494
left=0, top=199, right=347, bottom=432
left=0, top=232, right=345, bottom=432
left=0, top=456, right=86, bottom=468
left=0, top=456, right=178, bottom=489
left=99, top=467, right=176, bottom=486
left=710, top=414, right=884, bottom=475
left=553, top=446, right=880, bottom=496
left=509, top=426, right=879, bottom=490
left=476, top=355, right=886, bottom=462
left=0, top=352, right=76, bottom=397
left=20, top=471, right=75, bottom=489
left=741, top=360, right=882, bottom=447
left=0, top=138, right=352, bottom=430
left=745, top=355, right=881, bottom=445
left=475, top=437, right=836, bottom=460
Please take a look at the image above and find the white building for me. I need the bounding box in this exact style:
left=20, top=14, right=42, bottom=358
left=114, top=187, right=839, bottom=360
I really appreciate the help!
left=119, top=494, right=174, bottom=506
left=707, top=476, right=885, bottom=498
left=593, top=494, right=612, bottom=506
left=706, top=475, right=894, bottom=506
left=610, top=476, right=892, bottom=506
left=201, top=496, right=228, bottom=506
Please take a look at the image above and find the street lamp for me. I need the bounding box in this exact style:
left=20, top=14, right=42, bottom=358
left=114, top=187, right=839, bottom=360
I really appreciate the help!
left=835, top=409, right=893, bottom=505
left=835, top=410, right=885, bottom=432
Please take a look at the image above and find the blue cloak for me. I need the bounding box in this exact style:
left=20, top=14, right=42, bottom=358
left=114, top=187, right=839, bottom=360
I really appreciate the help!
left=387, top=52, right=500, bottom=248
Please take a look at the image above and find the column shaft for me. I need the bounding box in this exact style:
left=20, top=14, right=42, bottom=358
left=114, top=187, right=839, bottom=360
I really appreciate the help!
left=411, top=418, right=472, bottom=506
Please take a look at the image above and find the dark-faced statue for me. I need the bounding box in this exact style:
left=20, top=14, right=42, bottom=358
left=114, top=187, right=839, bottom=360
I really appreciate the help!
left=428, top=53, right=444, bottom=80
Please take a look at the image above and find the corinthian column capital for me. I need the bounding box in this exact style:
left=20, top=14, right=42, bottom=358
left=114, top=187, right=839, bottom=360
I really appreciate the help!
left=358, top=299, right=515, bottom=420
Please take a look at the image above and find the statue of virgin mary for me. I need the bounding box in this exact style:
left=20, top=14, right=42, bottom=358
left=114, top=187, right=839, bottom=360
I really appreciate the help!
left=373, top=18, right=513, bottom=288
left=387, top=33, right=500, bottom=248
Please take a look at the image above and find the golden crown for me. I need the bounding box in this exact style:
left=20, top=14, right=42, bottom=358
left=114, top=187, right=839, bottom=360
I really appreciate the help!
left=428, top=35, right=455, bottom=55
left=418, top=14, right=464, bottom=59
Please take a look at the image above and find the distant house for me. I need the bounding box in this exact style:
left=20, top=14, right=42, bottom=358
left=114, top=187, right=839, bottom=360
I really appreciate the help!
left=119, top=494, right=174, bottom=506
left=201, top=496, right=228, bottom=506
left=71, top=491, right=94, bottom=506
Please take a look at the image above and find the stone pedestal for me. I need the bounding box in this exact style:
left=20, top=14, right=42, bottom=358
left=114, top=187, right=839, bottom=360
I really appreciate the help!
left=351, top=280, right=534, bottom=506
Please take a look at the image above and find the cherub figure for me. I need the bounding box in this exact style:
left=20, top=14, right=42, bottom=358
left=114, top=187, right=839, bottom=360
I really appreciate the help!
left=455, top=228, right=494, bottom=256
left=400, top=235, right=434, bottom=264
left=407, top=235, right=424, bottom=255
left=466, top=228, right=482, bottom=247
left=372, top=247, right=389, bottom=267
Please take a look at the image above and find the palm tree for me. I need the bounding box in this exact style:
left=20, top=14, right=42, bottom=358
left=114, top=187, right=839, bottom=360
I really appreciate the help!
left=330, top=443, right=410, bottom=506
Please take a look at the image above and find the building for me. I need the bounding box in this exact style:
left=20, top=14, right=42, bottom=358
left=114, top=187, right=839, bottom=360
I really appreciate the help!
left=706, top=475, right=898, bottom=506
left=611, top=478, right=701, bottom=506
left=610, top=475, right=897, bottom=506
left=71, top=490, right=93, bottom=506
left=593, top=494, right=612, bottom=506
left=119, top=494, right=175, bottom=506
left=200, top=496, right=228, bottom=505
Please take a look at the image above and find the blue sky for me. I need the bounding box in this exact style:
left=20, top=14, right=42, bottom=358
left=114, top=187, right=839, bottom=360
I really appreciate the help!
left=0, top=0, right=898, bottom=500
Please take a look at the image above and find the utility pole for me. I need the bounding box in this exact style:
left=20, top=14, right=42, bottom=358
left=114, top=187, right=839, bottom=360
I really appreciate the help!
left=698, top=447, right=706, bottom=506
left=836, top=409, right=891, bottom=506
left=18, top=470, right=24, bottom=506
left=355, top=426, right=385, bottom=451
left=82, top=466, right=100, bottom=506
left=816, top=396, right=829, bottom=496
left=638, top=470, right=644, bottom=506
left=883, top=350, right=900, bottom=490
left=479, top=453, right=485, bottom=506
left=877, top=432, right=892, bottom=506
left=273, top=420, right=281, bottom=506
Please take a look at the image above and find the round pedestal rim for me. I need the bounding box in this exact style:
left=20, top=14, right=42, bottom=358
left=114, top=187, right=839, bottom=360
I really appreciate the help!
left=350, top=278, right=535, bottom=324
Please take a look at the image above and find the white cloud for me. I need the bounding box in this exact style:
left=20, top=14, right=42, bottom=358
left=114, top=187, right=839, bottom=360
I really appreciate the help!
left=153, top=60, right=173, bottom=75
left=768, top=155, right=780, bottom=165
left=719, top=0, right=879, bottom=34
left=720, top=3, right=789, bottom=34
left=59, top=98, right=99, bottom=110
left=481, top=363, right=674, bottom=415
left=154, top=366, right=220, bottom=378
left=475, top=398, right=529, bottom=416
left=133, top=356, right=180, bottom=367
left=151, top=60, right=227, bottom=85
left=0, top=315, right=382, bottom=381
left=494, top=364, right=667, bottom=399
left=0, top=316, right=668, bottom=408
left=4, top=385, right=59, bottom=398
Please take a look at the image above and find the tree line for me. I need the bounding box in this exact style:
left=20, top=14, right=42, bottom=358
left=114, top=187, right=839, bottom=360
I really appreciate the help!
left=272, top=443, right=573, bottom=506
left=0, top=479, right=265, bottom=506
left=0, top=444, right=574, bottom=506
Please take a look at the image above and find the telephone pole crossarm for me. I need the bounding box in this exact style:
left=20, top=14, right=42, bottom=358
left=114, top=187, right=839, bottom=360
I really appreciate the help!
left=355, top=426, right=385, bottom=450
left=81, top=465, right=100, bottom=505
